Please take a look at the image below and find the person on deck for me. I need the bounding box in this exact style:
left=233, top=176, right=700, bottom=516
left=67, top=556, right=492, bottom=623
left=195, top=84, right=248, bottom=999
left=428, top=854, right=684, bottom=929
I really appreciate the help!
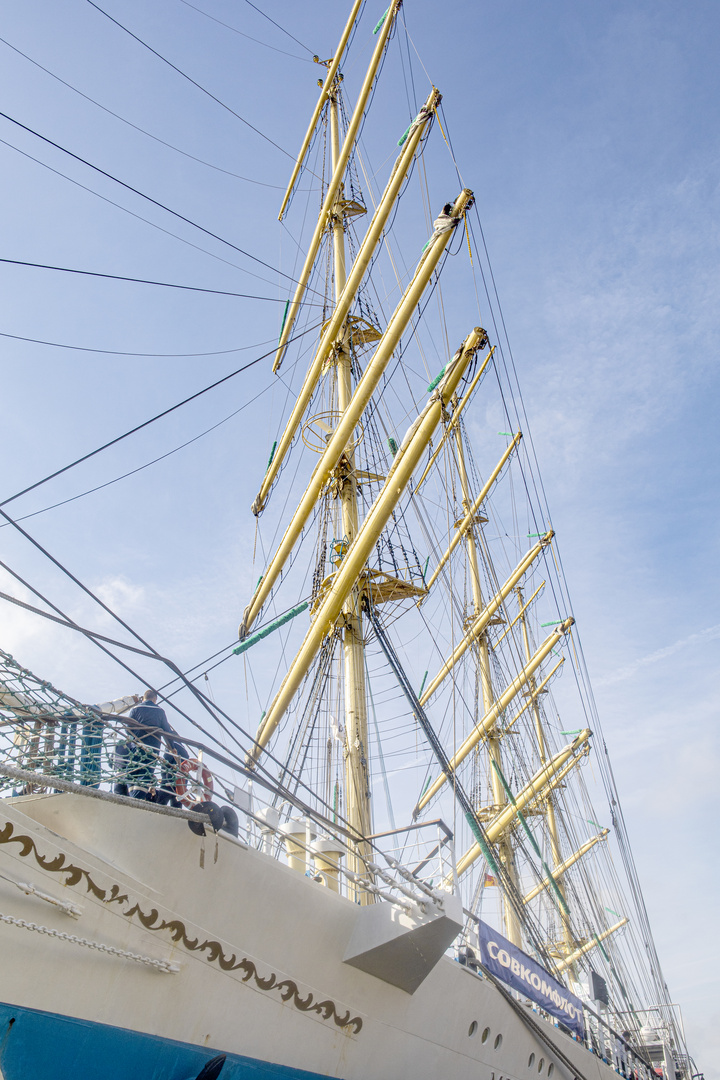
left=125, top=689, right=188, bottom=804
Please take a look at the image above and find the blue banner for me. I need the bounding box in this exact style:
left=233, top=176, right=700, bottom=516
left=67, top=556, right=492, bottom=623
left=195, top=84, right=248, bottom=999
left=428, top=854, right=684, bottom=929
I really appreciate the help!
left=477, top=920, right=585, bottom=1038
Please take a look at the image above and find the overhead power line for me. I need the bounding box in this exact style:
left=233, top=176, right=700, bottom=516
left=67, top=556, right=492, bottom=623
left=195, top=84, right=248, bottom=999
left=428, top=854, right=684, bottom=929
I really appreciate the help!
left=0, top=257, right=320, bottom=303
left=0, top=319, right=322, bottom=509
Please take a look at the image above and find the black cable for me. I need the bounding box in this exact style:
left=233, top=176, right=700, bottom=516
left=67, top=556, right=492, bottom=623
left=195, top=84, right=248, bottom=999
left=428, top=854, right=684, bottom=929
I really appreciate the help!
left=0, top=557, right=174, bottom=703
left=482, top=962, right=653, bottom=1076
left=400, top=14, right=418, bottom=116
left=0, top=319, right=322, bottom=509
left=372, top=255, right=449, bottom=410
left=0, top=583, right=304, bottom=803
left=0, top=258, right=320, bottom=303
left=178, top=0, right=313, bottom=63
left=86, top=1, right=297, bottom=162
left=156, top=593, right=314, bottom=702
left=0, top=589, right=159, bottom=660
left=0, top=507, right=167, bottom=657
left=159, top=644, right=237, bottom=697
left=0, top=526, right=262, bottom=782
left=0, top=109, right=308, bottom=288
left=0, top=551, right=364, bottom=844
left=0, top=35, right=292, bottom=188
left=478, top=965, right=597, bottom=1080
left=436, top=119, right=673, bottom=1027
left=239, top=0, right=316, bottom=55
left=365, top=600, right=563, bottom=978
left=0, top=329, right=274, bottom=358
left=0, top=357, right=294, bottom=525
left=1, top=138, right=282, bottom=290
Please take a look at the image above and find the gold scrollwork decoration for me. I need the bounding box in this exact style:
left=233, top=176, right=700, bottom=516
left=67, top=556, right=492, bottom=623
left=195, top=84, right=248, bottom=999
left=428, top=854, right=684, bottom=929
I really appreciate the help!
left=0, top=822, right=129, bottom=906
left=0, top=820, right=363, bottom=1034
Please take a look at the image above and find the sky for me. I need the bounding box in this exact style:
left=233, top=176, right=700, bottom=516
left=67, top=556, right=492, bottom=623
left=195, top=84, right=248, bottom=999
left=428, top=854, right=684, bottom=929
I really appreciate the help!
left=0, top=0, right=718, bottom=1073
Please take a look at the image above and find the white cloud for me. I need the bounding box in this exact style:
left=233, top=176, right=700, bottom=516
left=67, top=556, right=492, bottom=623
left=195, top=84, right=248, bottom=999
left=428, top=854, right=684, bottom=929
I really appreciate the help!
left=596, top=624, right=720, bottom=687
left=94, top=576, right=146, bottom=611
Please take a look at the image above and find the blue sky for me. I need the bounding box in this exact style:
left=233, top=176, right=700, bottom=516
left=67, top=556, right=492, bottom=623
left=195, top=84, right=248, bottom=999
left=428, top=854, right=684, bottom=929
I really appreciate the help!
left=1, top=0, right=718, bottom=1072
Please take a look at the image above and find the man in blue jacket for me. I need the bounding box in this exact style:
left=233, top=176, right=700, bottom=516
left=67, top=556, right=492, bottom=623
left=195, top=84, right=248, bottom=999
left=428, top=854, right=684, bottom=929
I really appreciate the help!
left=124, top=689, right=188, bottom=802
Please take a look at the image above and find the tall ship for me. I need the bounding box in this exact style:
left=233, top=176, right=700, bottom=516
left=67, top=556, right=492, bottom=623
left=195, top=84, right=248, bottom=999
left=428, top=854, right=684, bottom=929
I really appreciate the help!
left=0, top=3, right=700, bottom=1079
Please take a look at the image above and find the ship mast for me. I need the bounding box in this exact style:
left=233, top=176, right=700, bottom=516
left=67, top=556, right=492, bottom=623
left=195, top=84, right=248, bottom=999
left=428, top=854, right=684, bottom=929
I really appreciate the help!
left=239, top=2, right=449, bottom=888
left=516, top=585, right=574, bottom=965
left=452, top=412, right=522, bottom=945
left=327, top=82, right=372, bottom=896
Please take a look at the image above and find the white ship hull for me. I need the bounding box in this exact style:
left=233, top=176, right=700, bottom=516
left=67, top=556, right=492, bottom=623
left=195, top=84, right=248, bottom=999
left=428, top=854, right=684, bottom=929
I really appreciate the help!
left=0, top=793, right=624, bottom=1080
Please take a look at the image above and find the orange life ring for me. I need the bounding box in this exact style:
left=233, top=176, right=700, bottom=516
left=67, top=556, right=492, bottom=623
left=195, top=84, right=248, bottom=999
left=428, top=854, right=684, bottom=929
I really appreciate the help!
left=175, top=758, right=214, bottom=806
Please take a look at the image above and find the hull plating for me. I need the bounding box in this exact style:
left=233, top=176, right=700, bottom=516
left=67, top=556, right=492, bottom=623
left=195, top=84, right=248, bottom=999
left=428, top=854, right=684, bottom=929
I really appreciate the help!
left=0, top=1001, right=327, bottom=1080
left=0, top=794, right=616, bottom=1080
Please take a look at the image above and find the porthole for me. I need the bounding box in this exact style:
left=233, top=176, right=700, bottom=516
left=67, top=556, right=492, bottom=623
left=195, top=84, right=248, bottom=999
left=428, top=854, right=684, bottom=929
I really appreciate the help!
left=548, top=1066, right=554, bottom=1078
left=481, top=1027, right=490, bottom=1043
left=494, top=1034, right=503, bottom=1050
left=538, top=1059, right=545, bottom=1072
left=529, top=1054, right=536, bottom=1068
left=469, top=1021, right=478, bottom=1037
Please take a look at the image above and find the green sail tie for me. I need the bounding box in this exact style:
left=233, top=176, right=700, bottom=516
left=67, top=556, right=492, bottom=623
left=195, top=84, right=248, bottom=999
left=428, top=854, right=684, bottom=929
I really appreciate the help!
left=233, top=602, right=309, bottom=656
left=397, top=109, right=423, bottom=148
left=373, top=6, right=390, bottom=34
left=465, top=812, right=502, bottom=879
left=427, top=365, right=447, bottom=392
left=265, top=441, right=277, bottom=475
left=491, top=759, right=570, bottom=917
left=278, top=299, right=290, bottom=343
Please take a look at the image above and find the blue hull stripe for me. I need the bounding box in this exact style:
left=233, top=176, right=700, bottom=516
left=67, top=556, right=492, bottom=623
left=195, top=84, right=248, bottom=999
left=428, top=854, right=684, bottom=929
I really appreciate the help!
left=0, top=1000, right=332, bottom=1080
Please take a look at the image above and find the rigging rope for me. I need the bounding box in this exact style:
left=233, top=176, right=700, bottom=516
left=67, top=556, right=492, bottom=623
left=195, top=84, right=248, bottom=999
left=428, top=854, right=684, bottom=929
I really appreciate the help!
left=365, top=600, right=566, bottom=980
left=0, top=258, right=320, bottom=303
left=0, top=321, right=321, bottom=509
left=0, top=35, right=296, bottom=187
left=238, top=0, right=317, bottom=56
left=0, top=110, right=318, bottom=289
left=179, top=0, right=315, bottom=62
left=86, top=1, right=302, bottom=163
